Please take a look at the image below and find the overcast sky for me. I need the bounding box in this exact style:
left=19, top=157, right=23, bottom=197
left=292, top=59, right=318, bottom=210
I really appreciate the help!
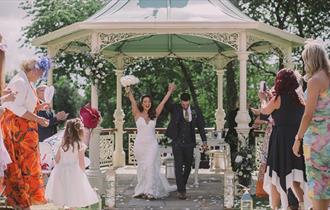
left=0, top=0, right=35, bottom=75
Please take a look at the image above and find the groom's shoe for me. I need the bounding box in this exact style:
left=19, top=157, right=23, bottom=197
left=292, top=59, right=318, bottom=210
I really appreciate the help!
left=177, top=192, right=187, bottom=200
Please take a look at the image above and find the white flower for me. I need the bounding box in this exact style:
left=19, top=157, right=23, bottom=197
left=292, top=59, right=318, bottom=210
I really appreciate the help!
left=238, top=172, right=243, bottom=176
left=243, top=175, right=247, bottom=178
left=235, top=155, right=243, bottom=163
left=247, top=154, right=252, bottom=159
left=85, top=68, right=91, bottom=75
left=97, top=63, right=104, bottom=69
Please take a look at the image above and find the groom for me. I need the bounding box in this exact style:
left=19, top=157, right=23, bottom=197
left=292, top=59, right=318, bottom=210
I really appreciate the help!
left=165, top=90, right=208, bottom=200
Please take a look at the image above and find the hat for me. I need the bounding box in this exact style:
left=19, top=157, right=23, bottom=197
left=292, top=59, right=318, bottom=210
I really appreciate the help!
left=35, top=56, right=51, bottom=81
left=79, top=103, right=101, bottom=128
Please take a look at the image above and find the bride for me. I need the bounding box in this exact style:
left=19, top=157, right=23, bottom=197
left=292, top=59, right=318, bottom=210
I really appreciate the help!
left=126, top=83, right=177, bottom=199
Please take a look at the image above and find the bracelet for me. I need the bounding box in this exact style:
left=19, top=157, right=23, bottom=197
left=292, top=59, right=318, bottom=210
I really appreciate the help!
left=296, top=137, right=303, bottom=142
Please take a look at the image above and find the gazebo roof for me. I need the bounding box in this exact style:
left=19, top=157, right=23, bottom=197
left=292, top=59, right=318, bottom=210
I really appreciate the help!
left=87, top=0, right=252, bottom=23
left=32, top=0, right=305, bottom=55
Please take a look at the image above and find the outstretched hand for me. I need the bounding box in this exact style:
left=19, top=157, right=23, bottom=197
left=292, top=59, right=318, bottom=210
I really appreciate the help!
left=168, top=83, right=176, bottom=93
left=125, top=86, right=132, bottom=95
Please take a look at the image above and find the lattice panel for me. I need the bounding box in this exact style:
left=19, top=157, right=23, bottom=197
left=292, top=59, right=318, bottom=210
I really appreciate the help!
left=128, top=131, right=167, bottom=165
left=128, top=130, right=229, bottom=165
left=99, top=132, right=115, bottom=167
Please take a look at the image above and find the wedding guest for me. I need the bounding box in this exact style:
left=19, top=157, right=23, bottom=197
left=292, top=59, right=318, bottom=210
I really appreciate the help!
left=1, top=57, right=50, bottom=209
left=45, top=118, right=99, bottom=209
left=36, top=84, right=68, bottom=142
left=260, top=68, right=306, bottom=210
left=293, top=40, right=330, bottom=210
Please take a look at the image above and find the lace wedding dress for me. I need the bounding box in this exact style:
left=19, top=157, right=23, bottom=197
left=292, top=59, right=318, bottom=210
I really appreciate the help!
left=133, top=117, right=176, bottom=198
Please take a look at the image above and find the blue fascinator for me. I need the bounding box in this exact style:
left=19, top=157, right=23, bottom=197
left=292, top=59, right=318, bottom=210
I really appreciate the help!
left=36, top=56, right=51, bottom=81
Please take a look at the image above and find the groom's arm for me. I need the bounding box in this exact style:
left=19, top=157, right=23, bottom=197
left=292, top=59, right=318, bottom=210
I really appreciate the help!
left=196, top=108, right=207, bottom=143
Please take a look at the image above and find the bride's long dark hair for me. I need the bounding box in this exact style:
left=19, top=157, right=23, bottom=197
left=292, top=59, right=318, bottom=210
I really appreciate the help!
left=138, top=95, right=156, bottom=120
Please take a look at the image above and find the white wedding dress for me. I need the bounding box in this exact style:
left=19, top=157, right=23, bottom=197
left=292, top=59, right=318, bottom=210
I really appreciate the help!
left=134, top=117, right=176, bottom=198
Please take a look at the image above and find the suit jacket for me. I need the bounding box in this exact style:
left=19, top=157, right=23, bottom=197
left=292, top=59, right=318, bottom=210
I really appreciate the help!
left=38, top=109, right=58, bottom=142
left=165, top=99, right=207, bottom=146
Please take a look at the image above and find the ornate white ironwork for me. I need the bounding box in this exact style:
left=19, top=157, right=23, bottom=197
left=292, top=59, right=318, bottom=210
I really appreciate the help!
left=99, top=131, right=115, bottom=167
left=247, top=34, right=266, bottom=49
left=99, top=33, right=154, bottom=50
left=184, top=32, right=239, bottom=50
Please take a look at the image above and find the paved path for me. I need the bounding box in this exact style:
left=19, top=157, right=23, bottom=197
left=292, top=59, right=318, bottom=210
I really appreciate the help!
left=113, top=167, right=224, bottom=210
left=1, top=167, right=224, bottom=210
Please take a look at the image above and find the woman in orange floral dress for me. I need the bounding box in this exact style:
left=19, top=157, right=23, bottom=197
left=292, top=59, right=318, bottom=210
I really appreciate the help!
left=1, top=58, right=50, bottom=210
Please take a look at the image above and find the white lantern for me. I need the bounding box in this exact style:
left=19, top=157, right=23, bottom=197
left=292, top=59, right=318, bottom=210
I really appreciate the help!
left=240, top=188, right=253, bottom=210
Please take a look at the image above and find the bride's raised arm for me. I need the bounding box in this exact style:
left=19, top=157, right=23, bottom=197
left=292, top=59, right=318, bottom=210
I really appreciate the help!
left=126, top=87, right=139, bottom=119
left=156, top=83, right=176, bottom=117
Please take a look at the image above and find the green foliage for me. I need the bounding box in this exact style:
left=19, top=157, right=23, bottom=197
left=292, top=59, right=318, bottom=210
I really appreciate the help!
left=123, top=57, right=216, bottom=128
left=53, top=75, right=84, bottom=119
left=236, top=0, right=330, bottom=39
left=19, top=0, right=107, bottom=48
left=55, top=51, right=115, bottom=87
left=232, top=142, right=256, bottom=187
left=53, top=51, right=116, bottom=127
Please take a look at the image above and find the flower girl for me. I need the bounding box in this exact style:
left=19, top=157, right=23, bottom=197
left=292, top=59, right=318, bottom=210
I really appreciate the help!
left=45, top=118, right=99, bottom=210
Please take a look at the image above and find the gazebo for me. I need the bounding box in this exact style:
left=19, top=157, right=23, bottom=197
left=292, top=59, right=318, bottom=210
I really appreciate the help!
left=32, top=0, right=304, bottom=195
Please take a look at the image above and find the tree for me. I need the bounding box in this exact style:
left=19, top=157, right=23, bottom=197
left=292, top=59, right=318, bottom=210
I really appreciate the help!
left=53, top=75, right=84, bottom=119
left=19, top=0, right=107, bottom=48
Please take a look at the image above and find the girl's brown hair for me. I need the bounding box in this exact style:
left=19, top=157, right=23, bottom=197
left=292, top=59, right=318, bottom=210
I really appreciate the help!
left=62, top=118, right=84, bottom=152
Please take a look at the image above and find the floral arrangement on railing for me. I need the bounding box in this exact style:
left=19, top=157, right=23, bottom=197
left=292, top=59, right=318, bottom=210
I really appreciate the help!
left=55, top=51, right=114, bottom=86
left=232, top=142, right=256, bottom=187
left=158, top=137, right=172, bottom=148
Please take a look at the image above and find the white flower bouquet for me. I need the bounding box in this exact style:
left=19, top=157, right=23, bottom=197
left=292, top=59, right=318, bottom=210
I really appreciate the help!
left=120, top=75, right=140, bottom=95
left=120, top=75, right=140, bottom=87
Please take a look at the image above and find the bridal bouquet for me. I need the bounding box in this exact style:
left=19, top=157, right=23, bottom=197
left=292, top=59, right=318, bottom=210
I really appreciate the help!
left=120, top=75, right=140, bottom=87
left=120, top=75, right=140, bottom=94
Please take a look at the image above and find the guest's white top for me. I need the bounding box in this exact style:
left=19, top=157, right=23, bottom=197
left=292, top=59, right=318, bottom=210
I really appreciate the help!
left=3, top=71, right=38, bottom=117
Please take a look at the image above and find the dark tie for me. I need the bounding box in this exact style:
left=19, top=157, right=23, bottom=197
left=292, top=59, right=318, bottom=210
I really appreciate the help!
left=184, top=109, right=189, bottom=122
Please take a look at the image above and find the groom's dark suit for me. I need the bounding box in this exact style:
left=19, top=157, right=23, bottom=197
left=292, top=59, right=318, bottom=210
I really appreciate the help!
left=165, top=100, right=207, bottom=193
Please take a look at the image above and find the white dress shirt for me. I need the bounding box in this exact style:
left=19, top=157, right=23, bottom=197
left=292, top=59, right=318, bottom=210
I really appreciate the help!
left=3, top=71, right=38, bottom=117
left=182, top=106, right=192, bottom=122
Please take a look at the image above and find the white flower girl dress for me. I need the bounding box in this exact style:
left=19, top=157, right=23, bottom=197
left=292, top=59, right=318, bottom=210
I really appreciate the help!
left=45, top=142, right=99, bottom=208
